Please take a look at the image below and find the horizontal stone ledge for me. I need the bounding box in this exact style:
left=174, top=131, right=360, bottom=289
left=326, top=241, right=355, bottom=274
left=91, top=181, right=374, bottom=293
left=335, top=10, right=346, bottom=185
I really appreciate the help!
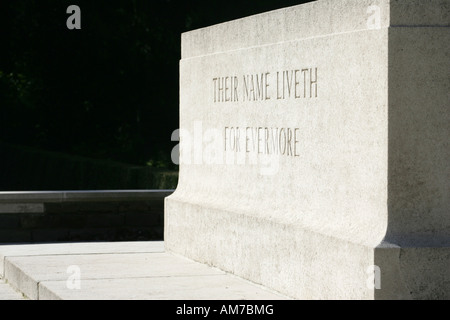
left=181, top=0, right=449, bottom=59
left=0, top=190, right=175, bottom=204
left=0, top=203, right=45, bottom=214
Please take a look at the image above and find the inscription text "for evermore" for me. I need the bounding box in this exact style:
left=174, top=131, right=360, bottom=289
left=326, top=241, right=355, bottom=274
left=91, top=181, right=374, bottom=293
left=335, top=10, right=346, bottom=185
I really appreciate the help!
left=225, top=127, right=300, bottom=157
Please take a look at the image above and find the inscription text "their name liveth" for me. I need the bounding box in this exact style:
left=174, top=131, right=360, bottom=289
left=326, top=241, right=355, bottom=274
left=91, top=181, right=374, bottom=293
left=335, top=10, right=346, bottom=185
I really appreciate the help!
left=213, top=68, right=318, bottom=103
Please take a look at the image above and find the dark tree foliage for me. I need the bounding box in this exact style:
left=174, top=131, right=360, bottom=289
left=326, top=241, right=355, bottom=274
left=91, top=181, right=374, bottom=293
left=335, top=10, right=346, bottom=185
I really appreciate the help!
left=0, top=0, right=311, bottom=167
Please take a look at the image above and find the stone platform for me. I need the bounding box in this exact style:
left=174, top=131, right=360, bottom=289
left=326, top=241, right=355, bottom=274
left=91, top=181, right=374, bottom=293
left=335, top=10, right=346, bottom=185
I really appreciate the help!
left=0, top=241, right=288, bottom=300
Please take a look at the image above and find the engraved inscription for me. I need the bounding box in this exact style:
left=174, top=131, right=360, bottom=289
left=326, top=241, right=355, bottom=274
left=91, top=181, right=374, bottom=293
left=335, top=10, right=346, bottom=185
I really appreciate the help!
left=213, top=68, right=318, bottom=103
left=215, top=68, right=317, bottom=158
left=225, top=127, right=300, bottom=157
left=276, top=68, right=317, bottom=99
left=212, top=76, right=239, bottom=102
left=243, top=73, right=271, bottom=101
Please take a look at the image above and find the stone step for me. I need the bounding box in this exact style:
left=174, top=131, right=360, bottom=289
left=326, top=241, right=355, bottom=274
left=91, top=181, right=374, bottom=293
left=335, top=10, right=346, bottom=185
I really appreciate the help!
left=0, top=279, right=27, bottom=300
left=0, top=241, right=289, bottom=300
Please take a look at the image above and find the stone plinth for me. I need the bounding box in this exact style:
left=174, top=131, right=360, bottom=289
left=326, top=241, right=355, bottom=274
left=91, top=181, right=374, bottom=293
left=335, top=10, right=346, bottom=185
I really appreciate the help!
left=165, top=0, right=450, bottom=299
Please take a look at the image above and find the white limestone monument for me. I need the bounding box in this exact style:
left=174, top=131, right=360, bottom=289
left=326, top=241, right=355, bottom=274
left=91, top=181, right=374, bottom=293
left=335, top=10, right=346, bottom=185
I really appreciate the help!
left=165, top=0, right=450, bottom=299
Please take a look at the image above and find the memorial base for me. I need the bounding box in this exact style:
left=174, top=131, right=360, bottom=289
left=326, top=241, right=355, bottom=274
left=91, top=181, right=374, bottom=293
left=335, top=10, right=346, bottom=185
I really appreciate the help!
left=166, top=196, right=450, bottom=300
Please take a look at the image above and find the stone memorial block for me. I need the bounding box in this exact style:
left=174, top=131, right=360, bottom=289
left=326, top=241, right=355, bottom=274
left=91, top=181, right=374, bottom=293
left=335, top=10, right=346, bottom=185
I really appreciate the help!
left=165, top=0, right=450, bottom=299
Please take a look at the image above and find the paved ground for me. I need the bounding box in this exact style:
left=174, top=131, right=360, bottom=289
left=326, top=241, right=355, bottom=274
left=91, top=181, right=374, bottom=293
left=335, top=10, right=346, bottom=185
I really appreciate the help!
left=0, top=241, right=288, bottom=300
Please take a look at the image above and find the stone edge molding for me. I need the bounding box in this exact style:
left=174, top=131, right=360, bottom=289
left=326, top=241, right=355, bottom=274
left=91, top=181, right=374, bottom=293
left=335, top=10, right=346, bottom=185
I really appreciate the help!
left=0, top=190, right=175, bottom=204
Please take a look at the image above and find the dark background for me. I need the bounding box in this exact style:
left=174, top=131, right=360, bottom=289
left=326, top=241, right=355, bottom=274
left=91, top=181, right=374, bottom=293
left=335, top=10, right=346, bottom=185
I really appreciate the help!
left=0, top=0, right=311, bottom=186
